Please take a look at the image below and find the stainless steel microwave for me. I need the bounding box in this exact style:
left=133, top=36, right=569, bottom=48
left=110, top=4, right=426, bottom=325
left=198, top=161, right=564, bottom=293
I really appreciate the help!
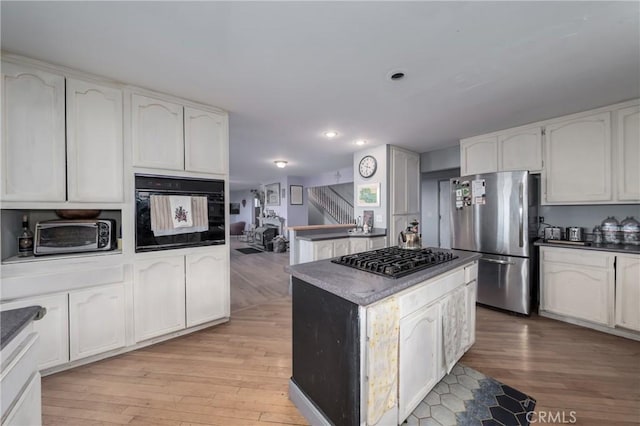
left=34, top=219, right=117, bottom=256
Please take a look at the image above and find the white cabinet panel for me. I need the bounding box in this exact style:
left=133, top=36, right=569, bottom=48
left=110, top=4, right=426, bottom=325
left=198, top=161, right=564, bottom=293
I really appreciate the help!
left=615, top=255, right=640, bottom=332
left=460, top=136, right=498, bottom=176
left=1, top=294, right=69, bottom=370
left=406, top=154, right=420, bottom=213
left=134, top=256, right=185, bottom=342
left=333, top=239, right=350, bottom=257
left=391, top=215, right=411, bottom=248
left=540, top=248, right=614, bottom=325
left=184, top=107, right=227, bottom=174
left=391, top=148, right=408, bottom=215
left=1, top=62, right=66, bottom=202
left=368, top=237, right=387, bottom=250
left=3, top=371, right=41, bottom=426
left=312, top=241, right=334, bottom=261
left=349, top=238, right=368, bottom=254
left=132, top=94, right=184, bottom=170
left=498, top=126, right=543, bottom=172
left=398, top=302, right=441, bottom=421
left=544, top=112, right=612, bottom=203
left=69, top=283, right=126, bottom=361
left=464, top=280, right=477, bottom=350
left=186, top=249, right=229, bottom=327
left=66, top=78, right=123, bottom=202
left=615, top=105, right=640, bottom=201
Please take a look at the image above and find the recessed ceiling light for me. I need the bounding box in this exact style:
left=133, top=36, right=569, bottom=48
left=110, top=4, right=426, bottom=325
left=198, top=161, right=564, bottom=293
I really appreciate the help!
left=324, top=131, right=338, bottom=138
left=355, top=140, right=367, bottom=146
left=274, top=160, right=288, bottom=168
left=387, top=69, right=407, bottom=81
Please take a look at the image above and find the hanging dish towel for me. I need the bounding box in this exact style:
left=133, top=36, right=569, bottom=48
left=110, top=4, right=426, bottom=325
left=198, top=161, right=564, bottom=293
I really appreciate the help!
left=442, top=286, right=467, bottom=374
left=150, top=195, right=208, bottom=236
left=169, top=195, right=193, bottom=228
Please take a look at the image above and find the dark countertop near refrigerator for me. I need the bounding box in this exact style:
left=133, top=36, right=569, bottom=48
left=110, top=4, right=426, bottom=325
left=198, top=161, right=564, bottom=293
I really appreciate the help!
left=285, top=249, right=480, bottom=306
left=535, top=240, right=640, bottom=255
left=0, top=306, right=45, bottom=349
left=296, top=229, right=387, bottom=241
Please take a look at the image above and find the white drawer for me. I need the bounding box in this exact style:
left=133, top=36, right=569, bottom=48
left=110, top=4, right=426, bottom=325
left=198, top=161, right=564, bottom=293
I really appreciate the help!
left=541, top=247, right=612, bottom=269
left=399, top=268, right=466, bottom=318
left=0, top=330, right=39, bottom=421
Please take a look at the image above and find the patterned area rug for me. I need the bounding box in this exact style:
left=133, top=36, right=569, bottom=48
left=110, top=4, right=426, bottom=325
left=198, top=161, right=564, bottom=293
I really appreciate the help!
left=235, top=247, right=263, bottom=254
left=406, top=364, right=536, bottom=426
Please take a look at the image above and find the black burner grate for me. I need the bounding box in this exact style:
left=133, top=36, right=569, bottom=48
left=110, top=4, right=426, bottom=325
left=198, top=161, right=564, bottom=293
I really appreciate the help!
left=331, top=247, right=458, bottom=278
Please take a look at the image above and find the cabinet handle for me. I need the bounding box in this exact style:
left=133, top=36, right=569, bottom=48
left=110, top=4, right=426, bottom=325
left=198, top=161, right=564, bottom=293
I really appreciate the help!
left=480, top=258, right=515, bottom=266
left=519, top=182, right=524, bottom=248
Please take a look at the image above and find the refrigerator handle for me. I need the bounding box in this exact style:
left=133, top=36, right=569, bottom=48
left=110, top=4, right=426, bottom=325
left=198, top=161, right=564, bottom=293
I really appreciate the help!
left=519, top=182, right=524, bottom=247
left=480, top=258, right=516, bottom=266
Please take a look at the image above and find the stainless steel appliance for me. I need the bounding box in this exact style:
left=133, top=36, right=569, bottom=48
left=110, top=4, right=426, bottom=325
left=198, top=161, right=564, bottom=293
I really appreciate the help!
left=331, top=247, right=457, bottom=278
left=566, top=227, right=584, bottom=242
left=544, top=226, right=562, bottom=241
left=34, top=219, right=116, bottom=255
left=135, top=174, right=225, bottom=252
left=450, top=171, right=538, bottom=315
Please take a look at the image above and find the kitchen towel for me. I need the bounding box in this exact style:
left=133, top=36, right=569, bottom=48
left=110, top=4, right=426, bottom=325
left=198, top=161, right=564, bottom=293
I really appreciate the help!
left=442, top=286, right=467, bottom=374
left=150, top=195, right=208, bottom=236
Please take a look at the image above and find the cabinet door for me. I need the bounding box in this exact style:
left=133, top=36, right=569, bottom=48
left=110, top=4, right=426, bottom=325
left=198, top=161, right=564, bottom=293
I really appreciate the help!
left=460, top=136, right=498, bottom=176
left=615, top=105, right=640, bottom=201
left=66, top=78, right=123, bottom=202
left=349, top=238, right=368, bottom=254
left=464, top=280, right=477, bottom=350
left=186, top=249, right=229, bottom=327
left=333, top=239, right=350, bottom=257
left=544, top=112, right=612, bottom=203
left=68, top=283, right=126, bottom=361
left=406, top=153, right=420, bottom=214
left=391, top=215, right=410, bottom=247
left=184, top=107, right=228, bottom=174
left=540, top=249, right=614, bottom=325
left=313, top=241, right=334, bottom=261
left=398, top=302, right=441, bottom=421
left=0, top=294, right=69, bottom=370
left=498, top=126, right=543, bottom=172
left=615, top=255, right=640, bottom=332
left=133, top=256, right=185, bottom=342
left=132, top=94, right=184, bottom=170
left=1, top=62, right=66, bottom=201
left=368, top=237, right=387, bottom=250
left=3, top=372, right=41, bottom=426
left=391, top=148, right=408, bottom=214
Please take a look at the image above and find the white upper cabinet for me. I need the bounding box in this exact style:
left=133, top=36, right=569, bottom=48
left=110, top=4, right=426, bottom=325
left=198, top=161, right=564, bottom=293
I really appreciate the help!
left=498, top=126, right=543, bottom=172
left=132, top=94, right=184, bottom=170
left=184, top=107, right=228, bottom=175
left=544, top=112, right=612, bottom=203
left=66, top=78, right=123, bottom=202
left=615, top=105, right=640, bottom=201
left=185, top=249, right=229, bottom=327
left=460, top=136, right=498, bottom=176
left=1, top=62, right=66, bottom=202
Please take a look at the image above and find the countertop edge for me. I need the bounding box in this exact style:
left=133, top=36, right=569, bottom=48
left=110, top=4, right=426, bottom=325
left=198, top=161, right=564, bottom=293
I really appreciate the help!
left=296, top=230, right=387, bottom=241
left=0, top=305, right=46, bottom=349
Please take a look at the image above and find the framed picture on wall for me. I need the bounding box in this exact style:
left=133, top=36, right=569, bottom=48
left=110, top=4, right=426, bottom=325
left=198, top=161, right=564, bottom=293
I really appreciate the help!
left=290, top=185, right=303, bottom=205
left=229, top=203, right=240, bottom=215
left=356, top=182, right=380, bottom=207
left=265, top=182, right=280, bottom=206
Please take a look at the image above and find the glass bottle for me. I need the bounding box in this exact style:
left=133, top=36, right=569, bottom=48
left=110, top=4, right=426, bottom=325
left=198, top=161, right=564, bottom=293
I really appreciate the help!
left=18, top=215, right=34, bottom=257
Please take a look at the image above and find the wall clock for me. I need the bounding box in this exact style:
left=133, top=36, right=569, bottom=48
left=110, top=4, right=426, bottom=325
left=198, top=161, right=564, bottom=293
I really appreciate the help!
left=358, top=155, right=377, bottom=178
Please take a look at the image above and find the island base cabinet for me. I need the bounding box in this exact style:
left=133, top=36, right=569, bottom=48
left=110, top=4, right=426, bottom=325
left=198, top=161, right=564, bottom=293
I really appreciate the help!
left=186, top=249, right=229, bottom=328
left=615, top=255, right=640, bottom=332
left=398, top=302, right=442, bottom=422
left=3, top=372, right=41, bottom=426
left=0, top=294, right=69, bottom=370
left=69, top=283, right=126, bottom=361
left=134, top=256, right=186, bottom=343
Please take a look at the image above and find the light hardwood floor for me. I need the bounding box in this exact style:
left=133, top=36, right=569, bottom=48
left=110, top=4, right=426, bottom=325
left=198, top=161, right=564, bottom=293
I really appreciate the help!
left=41, top=242, right=640, bottom=425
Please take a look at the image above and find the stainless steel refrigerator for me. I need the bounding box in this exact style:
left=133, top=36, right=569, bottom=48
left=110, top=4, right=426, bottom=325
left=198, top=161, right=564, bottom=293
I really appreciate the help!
left=450, top=170, right=538, bottom=315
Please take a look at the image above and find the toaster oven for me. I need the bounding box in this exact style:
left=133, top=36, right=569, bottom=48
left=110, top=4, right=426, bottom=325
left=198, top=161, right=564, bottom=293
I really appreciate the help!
left=34, top=219, right=117, bottom=256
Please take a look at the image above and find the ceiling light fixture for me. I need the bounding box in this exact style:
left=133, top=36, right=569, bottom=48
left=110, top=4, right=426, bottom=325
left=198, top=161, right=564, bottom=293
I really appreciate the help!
left=274, top=160, right=288, bottom=168
left=355, top=140, right=367, bottom=146
left=324, top=131, right=338, bottom=138
left=387, top=69, right=407, bottom=81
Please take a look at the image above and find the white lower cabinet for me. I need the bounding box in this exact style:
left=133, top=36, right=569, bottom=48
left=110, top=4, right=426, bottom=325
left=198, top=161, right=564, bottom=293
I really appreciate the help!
left=368, top=237, right=387, bottom=250
left=312, top=241, right=335, bottom=261
left=349, top=238, right=368, bottom=254
left=69, top=283, right=126, bottom=361
left=299, top=236, right=389, bottom=263
left=0, top=294, right=69, bottom=370
left=134, top=256, right=186, bottom=342
left=333, top=239, right=350, bottom=257
left=398, top=302, right=442, bottom=420
left=615, top=255, right=640, bottom=332
left=186, top=249, right=229, bottom=327
left=3, top=372, right=41, bottom=426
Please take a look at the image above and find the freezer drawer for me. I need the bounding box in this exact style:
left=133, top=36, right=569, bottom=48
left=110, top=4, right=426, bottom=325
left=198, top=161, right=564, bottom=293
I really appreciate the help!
left=477, top=253, right=531, bottom=315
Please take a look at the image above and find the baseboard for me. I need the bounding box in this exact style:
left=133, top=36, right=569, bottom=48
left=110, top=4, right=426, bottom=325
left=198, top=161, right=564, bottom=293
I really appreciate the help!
left=288, top=379, right=331, bottom=426
left=539, top=311, right=640, bottom=341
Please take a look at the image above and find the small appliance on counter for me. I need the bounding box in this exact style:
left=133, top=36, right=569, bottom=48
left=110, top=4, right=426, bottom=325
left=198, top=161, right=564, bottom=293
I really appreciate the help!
left=565, top=226, right=584, bottom=242
left=543, top=226, right=562, bottom=241
left=34, top=219, right=117, bottom=255
left=601, top=216, right=621, bottom=244
left=398, top=219, right=422, bottom=250
left=621, top=216, right=640, bottom=245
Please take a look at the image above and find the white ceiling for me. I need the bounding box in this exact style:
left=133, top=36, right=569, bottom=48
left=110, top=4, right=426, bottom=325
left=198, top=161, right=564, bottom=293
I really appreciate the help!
left=2, top=2, right=639, bottom=190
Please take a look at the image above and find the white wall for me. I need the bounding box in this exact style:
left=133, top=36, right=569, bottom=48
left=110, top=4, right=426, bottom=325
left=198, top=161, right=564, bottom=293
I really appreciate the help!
left=303, top=166, right=354, bottom=188
left=229, top=189, right=254, bottom=229
left=539, top=204, right=640, bottom=233
left=353, top=144, right=388, bottom=229
left=420, top=169, right=461, bottom=247
left=420, top=145, right=460, bottom=173
left=285, top=176, right=308, bottom=226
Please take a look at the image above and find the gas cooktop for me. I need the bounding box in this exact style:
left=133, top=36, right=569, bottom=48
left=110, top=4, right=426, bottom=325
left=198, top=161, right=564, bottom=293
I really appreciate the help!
left=331, top=247, right=458, bottom=278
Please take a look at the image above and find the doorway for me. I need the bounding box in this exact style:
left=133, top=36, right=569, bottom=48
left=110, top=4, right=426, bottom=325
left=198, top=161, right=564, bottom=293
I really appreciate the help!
left=438, top=180, right=451, bottom=249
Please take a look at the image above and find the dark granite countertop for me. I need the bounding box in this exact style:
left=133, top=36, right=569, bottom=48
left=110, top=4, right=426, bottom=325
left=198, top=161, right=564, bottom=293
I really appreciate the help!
left=286, top=248, right=481, bottom=306
left=0, top=306, right=46, bottom=349
left=296, top=229, right=387, bottom=241
left=534, top=240, right=640, bottom=255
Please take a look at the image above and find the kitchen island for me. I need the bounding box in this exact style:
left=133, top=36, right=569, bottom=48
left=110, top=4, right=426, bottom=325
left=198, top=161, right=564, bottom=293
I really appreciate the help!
left=286, top=248, right=480, bottom=426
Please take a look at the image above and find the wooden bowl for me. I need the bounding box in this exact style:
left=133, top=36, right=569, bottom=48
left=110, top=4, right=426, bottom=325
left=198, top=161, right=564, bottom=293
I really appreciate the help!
left=55, top=209, right=102, bottom=219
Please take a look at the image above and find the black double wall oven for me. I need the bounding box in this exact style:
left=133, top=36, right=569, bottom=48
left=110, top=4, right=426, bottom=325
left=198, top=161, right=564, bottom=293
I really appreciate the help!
left=135, top=174, right=225, bottom=252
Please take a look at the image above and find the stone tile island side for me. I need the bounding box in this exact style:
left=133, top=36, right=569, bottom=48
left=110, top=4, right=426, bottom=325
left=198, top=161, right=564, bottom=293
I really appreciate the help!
left=286, top=249, right=481, bottom=425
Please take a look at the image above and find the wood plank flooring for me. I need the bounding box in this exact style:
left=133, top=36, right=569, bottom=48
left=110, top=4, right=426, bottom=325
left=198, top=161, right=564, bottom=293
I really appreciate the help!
left=42, top=242, right=640, bottom=425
